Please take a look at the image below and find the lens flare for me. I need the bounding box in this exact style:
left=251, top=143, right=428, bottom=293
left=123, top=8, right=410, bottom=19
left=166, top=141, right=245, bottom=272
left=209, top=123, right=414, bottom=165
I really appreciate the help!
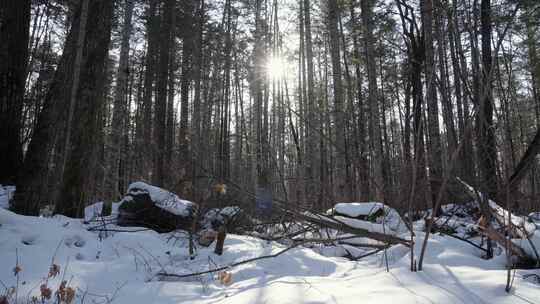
left=266, top=56, right=286, bottom=80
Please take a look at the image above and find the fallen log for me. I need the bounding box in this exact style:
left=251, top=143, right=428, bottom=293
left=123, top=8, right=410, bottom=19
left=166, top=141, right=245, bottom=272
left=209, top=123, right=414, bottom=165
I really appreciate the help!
left=457, top=178, right=529, bottom=259
left=479, top=224, right=527, bottom=259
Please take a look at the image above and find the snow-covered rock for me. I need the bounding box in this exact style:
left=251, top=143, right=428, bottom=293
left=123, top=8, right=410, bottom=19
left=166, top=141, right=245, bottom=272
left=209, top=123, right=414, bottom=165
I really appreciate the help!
left=117, top=182, right=197, bottom=232
left=125, top=181, right=195, bottom=217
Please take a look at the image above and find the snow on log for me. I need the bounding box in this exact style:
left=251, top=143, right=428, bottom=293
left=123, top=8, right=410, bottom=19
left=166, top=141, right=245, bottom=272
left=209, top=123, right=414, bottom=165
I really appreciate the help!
left=457, top=178, right=534, bottom=259
left=117, top=182, right=197, bottom=232
left=328, top=202, right=408, bottom=234
left=201, top=206, right=251, bottom=233
left=332, top=202, right=385, bottom=218
left=126, top=181, right=195, bottom=217
left=488, top=200, right=536, bottom=238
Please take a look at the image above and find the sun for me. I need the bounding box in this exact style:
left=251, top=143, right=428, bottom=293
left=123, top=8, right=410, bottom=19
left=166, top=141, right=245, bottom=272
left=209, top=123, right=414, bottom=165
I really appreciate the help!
left=266, top=56, right=286, bottom=80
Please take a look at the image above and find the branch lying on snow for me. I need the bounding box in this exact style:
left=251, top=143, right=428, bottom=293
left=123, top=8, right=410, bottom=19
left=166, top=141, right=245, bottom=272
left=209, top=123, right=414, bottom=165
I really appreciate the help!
left=295, top=211, right=411, bottom=247
left=350, top=247, right=388, bottom=261
left=156, top=242, right=302, bottom=279
left=87, top=226, right=151, bottom=233
left=433, top=228, right=488, bottom=253
left=248, top=226, right=314, bottom=242
left=155, top=237, right=384, bottom=280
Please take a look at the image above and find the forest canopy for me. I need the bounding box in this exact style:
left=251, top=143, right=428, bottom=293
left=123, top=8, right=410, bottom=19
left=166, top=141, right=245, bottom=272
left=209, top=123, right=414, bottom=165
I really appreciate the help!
left=1, top=0, right=539, bottom=217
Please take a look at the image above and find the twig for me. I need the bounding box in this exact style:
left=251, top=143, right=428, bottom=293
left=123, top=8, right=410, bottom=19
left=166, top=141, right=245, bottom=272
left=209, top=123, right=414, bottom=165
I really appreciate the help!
left=351, top=248, right=388, bottom=261
left=88, top=227, right=151, bottom=233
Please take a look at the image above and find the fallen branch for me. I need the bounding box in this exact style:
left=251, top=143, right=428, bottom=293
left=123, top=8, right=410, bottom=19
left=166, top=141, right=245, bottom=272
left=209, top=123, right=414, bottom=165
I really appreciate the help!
left=434, top=229, right=487, bottom=253
left=295, top=212, right=410, bottom=246
left=156, top=235, right=387, bottom=280
left=457, top=178, right=528, bottom=259
left=156, top=242, right=302, bottom=279
left=481, top=225, right=527, bottom=258
left=350, top=247, right=388, bottom=261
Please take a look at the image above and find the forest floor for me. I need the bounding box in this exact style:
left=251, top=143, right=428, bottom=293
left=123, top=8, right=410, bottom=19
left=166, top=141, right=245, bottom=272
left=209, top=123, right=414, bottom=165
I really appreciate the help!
left=1, top=187, right=540, bottom=304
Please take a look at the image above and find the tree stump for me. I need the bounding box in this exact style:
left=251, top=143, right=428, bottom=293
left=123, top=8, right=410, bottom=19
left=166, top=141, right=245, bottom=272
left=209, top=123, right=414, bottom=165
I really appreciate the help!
left=214, top=226, right=226, bottom=255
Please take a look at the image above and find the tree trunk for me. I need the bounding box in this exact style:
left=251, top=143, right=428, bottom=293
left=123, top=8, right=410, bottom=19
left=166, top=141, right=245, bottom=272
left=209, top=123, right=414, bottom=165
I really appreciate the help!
left=435, top=1, right=458, bottom=167
left=349, top=1, right=369, bottom=201
left=361, top=0, right=385, bottom=201
left=303, top=0, right=318, bottom=208
left=141, top=0, right=160, bottom=180
left=191, top=0, right=204, bottom=198
left=165, top=4, right=177, bottom=189
left=153, top=0, right=175, bottom=187
left=13, top=0, right=91, bottom=215
left=179, top=0, right=197, bottom=194
left=0, top=0, right=30, bottom=185
left=478, top=0, right=498, bottom=198
left=55, top=0, right=115, bottom=217
left=422, top=0, right=444, bottom=213
left=524, top=0, right=540, bottom=125
left=327, top=0, right=346, bottom=200
left=110, top=0, right=134, bottom=199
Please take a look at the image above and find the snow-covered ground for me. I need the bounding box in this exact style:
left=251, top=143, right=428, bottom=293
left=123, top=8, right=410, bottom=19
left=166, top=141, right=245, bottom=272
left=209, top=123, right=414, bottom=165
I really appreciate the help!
left=1, top=206, right=539, bottom=304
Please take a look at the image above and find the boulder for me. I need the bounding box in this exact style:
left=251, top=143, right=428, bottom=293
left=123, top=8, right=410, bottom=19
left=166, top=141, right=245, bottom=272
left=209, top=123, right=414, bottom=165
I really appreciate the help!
left=117, top=182, right=197, bottom=232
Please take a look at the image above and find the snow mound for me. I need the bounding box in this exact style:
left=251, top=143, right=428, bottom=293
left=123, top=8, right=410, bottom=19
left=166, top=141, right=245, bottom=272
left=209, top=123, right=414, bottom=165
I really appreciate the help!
left=124, top=181, right=195, bottom=217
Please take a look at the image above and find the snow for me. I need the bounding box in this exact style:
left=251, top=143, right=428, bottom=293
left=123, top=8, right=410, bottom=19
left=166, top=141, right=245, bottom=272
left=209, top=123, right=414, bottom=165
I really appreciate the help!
left=124, top=181, right=195, bottom=216
left=220, top=206, right=241, bottom=217
left=334, top=202, right=384, bottom=218
left=2, top=207, right=540, bottom=304
left=517, top=231, right=540, bottom=258
left=0, top=184, right=15, bottom=209
left=530, top=212, right=540, bottom=223
left=334, top=216, right=390, bottom=234
left=455, top=179, right=537, bottom=236
left=489, top=200, right=537, bottom=236
left=84, top=201, right=104, bottom=221
left=331, top=202, right=408, bottom=234
left=201, top=206, right=243, bottom=231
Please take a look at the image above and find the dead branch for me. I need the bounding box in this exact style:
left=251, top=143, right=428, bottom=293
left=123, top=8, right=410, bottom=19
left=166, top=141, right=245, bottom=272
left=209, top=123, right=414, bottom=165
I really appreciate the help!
left=156, top=236, right=388, bottom=280
left=156, top=242, right=303, bottom=279
left=295, top=212, right=411, bottom=246
left=434, top=228, right=487, bottom=253
left=457, top=178, right=528, bottom=259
